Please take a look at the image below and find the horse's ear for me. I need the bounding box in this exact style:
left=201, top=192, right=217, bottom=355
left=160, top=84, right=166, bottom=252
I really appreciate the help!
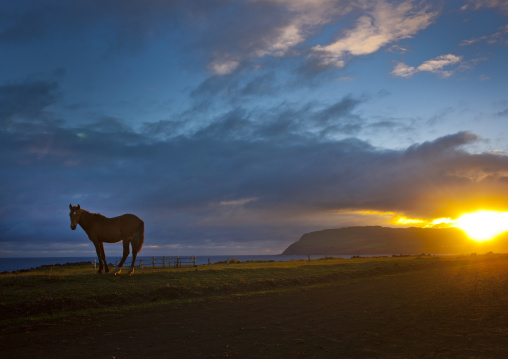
left=69, top=204, right=72, bottom=209
left=77, top=204, right=80, bottom=209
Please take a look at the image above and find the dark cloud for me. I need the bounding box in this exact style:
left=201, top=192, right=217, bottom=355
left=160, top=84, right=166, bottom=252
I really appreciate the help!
left=0, top=0, right=229, bottom=52
left=3, top=75, right=508, bottom=255
left=3, top=85, right=508, bottom=255
left=293, top=55, right=342, bottom=82
left=463, top=0, right=508, bottom=16
left=497, top=108, right=508, bottom=118
left=189, top=70, right=280, bottom=113
left=190, top=73, right=241, bottom=108
left=191, top=1, right=294, bottom=65
left=0, top=0, right=327, bottom=68
left=240, top=71, right=279, bottom=97
left=0, top=0, right=349, bottom=77
left=405, top=131, right=479, bottom=159
left=0, top=75, right=60, bottom=130
left=143, top=91, right=367, bottom=141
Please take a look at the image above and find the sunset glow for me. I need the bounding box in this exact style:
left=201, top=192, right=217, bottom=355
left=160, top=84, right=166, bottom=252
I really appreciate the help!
left=388, top=210, right=508, bottom=242
left=453, top=211, right=508, bottom=242
left=392, top=216, right=425, bottom=225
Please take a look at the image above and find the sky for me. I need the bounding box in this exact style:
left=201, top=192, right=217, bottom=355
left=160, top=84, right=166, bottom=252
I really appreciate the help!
left=1, top=0, right=508, bottom=258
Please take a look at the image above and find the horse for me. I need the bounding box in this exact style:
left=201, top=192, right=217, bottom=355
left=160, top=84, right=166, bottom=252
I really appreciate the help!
left=69, top=204, right=145, bottom=276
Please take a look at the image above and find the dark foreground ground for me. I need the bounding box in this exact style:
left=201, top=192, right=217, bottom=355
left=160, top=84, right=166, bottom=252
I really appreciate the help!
left=2, top=256, right=508, bottom=358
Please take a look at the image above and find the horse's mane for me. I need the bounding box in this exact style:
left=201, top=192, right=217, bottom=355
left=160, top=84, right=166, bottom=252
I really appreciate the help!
left=82, top=209, right=109, bottom=220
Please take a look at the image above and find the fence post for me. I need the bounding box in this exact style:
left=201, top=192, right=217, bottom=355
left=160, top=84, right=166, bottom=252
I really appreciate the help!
left=115, top=260, right=118, bottom=267
left=176, top=256, right=180, bottom=268
left=94, top=259, right=96, bottom=271
left=152, top=256, right=155, bottom=269
left=163, top=256, right=166, bottom=268
left=140, top=259, right=143, bottom=269
left=193, top=256, right=196, bottom=266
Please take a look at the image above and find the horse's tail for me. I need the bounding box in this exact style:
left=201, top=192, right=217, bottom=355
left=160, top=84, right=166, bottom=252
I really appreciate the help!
left=132, top=220, right=145, bottom=254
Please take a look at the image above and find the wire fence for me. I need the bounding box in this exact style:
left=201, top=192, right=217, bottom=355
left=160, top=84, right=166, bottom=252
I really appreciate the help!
left=93, top=256, right=198, bottom=270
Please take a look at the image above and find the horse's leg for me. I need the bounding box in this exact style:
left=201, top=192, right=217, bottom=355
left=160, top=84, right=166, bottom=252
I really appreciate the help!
left=93, top=242, right=104, bottom=273
left=115, top=240, right=130, bottom=275
left=129, top=242, right=139, bottom=276
left=129, top=224, right=144, bottom=276
left=99, top=242, right=109, bottom=273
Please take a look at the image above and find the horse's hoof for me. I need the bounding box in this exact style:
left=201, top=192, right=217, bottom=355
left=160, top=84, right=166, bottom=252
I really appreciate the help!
left=129, top=272, right=134, bottom=277
left=114, top=271, right=121, bottom=276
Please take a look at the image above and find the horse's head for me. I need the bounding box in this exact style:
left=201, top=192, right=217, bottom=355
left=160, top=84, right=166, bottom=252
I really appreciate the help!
left=69, top=204, right=82, bottom=230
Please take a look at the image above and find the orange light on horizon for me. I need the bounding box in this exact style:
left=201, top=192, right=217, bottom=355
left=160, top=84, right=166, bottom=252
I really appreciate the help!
left=424, top=217, right=456, bottom=228
left=392, top=216, right=425, bottom=225
left=391, top=216, right=455, bottom=227
left=452, top=210, right=508, bottom=242
left=338, top=209, right=508, bottom=242
left=388, top=210, right=508, bottom=242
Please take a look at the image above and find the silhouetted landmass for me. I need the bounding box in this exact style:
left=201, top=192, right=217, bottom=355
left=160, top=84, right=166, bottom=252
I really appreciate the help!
left=282, top=226, right=508, bottom=255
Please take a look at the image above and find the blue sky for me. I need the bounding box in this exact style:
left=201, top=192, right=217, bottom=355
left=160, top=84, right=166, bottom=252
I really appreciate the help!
left=1, top=0, right=508, bottom=257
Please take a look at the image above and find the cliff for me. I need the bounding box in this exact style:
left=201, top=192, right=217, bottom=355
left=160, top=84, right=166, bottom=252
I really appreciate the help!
left=282, top=226, right=508, bottom=255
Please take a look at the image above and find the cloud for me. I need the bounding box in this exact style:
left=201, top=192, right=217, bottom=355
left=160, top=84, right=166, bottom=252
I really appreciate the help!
left=405, top=131, right=479, bottom=157
left=2, top=74, right=507, bottom=256
left=209, top=60, right=240, bottom=76
left=416, top=54, right=463, bottom=76
left=203, top=0, right=351, bottom=75
left=4, top=79, right=508, bottom=254
left=391, top=54, right=462, bottom=78
left=497, top=108, right=508, bottom=118
left=1, top=0, right=342, bottom=71
left=0, top=78, right=58, bottom=125
left=391, top=62, right=417, bottom=78
left=0, top=1, right=437, bottom=78
left=240, top=71, right=279, bottom=96
left=460, top=24, right=508, bottom=46
left=150, top=92, right=367, bottom=142
left=461, top=0, right=508, bottom=15
left=312, top=0, right=437, bottom=67
left=0, top=1, right=227, bottom=53
left=385, top=44, right=410, bottom=54
left=189, top=70, right=281, bottom=111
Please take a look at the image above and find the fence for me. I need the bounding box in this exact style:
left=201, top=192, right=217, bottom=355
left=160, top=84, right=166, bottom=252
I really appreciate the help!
left=93, top=256, right=197, bottom=270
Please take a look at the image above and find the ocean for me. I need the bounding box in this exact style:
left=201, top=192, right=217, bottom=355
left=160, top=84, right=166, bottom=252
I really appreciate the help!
left=0, top=254, right=350, bottom=273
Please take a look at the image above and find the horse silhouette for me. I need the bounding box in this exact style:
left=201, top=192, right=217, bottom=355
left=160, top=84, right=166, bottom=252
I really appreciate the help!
left=69, top=204, right=145, bottom=275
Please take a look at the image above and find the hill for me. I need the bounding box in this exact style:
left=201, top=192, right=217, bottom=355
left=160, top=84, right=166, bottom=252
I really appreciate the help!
left=282, top=226, right=508, bottom=255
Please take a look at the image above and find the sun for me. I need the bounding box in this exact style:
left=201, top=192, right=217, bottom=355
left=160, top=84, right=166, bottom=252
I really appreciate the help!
left=453, top=210, right=508, bottom=242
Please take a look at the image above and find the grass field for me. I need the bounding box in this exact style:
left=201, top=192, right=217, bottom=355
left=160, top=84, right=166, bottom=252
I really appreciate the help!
left=2, top=253, right=508, bottom=358
left=0, top=254, right=491, bottom=327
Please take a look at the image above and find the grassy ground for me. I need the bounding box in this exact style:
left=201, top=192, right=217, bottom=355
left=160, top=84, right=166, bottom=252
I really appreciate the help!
left=2, top=253, right=508, bottom=358
left=0, top=254, right=492, bottom=327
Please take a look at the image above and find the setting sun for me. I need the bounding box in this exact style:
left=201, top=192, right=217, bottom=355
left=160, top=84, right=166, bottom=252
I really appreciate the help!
left=453, top=210, right=508, bottom=242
